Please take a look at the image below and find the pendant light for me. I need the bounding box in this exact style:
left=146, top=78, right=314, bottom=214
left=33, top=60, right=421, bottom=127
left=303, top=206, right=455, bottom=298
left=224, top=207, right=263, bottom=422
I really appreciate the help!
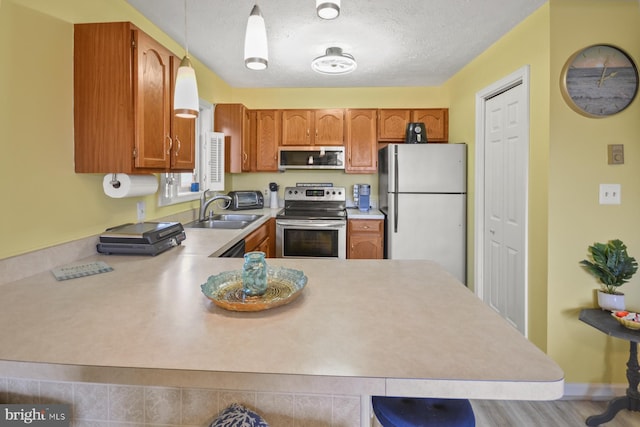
left=174, top=0, right=199, bottom=118
left=244, top=5, right=268, bottom=70
left=316, top=0, right=340, bottom=20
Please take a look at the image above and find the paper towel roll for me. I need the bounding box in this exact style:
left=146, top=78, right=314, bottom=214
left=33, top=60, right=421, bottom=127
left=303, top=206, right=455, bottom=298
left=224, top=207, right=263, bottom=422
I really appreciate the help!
left=103, top=174, right=158, bottom=198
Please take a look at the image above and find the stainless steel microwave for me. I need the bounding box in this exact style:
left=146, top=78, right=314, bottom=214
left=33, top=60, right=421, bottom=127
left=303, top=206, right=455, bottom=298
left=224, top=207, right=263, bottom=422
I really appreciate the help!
left=278, top=146, right=345, bottom=171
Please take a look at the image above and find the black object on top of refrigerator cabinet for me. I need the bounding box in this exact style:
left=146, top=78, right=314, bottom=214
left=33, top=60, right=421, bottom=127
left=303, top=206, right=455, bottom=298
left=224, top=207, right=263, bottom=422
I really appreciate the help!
left=405, top=122, right=428, bottom=143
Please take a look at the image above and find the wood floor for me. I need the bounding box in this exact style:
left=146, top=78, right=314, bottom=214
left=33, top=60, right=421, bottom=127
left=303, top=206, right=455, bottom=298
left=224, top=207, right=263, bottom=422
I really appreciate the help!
left=470, top=399, right=640, bottom=426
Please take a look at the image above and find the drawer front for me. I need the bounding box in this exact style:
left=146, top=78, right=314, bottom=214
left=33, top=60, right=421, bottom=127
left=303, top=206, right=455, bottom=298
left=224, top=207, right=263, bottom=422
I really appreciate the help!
left=349, top=219, right=383, bottom=233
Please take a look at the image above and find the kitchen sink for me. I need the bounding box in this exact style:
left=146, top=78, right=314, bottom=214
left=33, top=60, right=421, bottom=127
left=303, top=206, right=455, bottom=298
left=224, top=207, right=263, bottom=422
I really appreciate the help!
left=185, top=214, right=263, bottom=230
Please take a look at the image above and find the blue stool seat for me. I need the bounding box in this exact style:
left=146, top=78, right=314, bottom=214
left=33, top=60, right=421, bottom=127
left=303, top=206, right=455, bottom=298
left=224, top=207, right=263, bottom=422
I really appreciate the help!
left=372, top=396, right=475, bottom=427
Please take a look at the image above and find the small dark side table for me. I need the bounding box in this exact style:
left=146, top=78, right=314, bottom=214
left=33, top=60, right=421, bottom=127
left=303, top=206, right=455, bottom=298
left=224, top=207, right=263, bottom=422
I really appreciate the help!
left=579, top=309, right=640, bottom=426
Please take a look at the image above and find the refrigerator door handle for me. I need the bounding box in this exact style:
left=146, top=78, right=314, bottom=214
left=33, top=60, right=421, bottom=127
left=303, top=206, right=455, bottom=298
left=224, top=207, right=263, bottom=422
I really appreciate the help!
left=394, top=192, right=399, bottom=233
left=393, top=144, right=399, bottom=194
left=393, top=145, right=399, bottom=233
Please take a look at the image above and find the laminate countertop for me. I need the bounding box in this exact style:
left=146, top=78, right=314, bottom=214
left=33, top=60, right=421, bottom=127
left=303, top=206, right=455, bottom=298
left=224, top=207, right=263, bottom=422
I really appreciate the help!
left=0, top=226, right=563, bottom=404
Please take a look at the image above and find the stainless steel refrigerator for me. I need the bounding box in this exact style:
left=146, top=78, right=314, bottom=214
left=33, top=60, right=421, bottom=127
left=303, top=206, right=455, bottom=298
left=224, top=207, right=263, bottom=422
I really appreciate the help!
left=378, top=143, right=467, bottom=284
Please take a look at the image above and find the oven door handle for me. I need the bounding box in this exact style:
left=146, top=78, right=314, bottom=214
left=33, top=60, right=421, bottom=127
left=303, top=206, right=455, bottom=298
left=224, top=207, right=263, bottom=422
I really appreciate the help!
left=277, top=220, right=345, bottom=229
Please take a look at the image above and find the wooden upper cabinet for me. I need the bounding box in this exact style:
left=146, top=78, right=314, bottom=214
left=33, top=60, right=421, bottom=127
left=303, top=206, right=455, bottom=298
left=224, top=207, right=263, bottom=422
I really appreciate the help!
left=412, top=109, right=449, bottom=142
left=281, top=110, right=312, bottom=145
left=345, top=109, right=377, bottom=173
left=377, top=108, right=449, bottom=143
left=214, top=103, right=251, bottom=173
left=314, top=109, right=344, bottom=146
left=74, top=22, right=194, bottom=173
left=377, top=109, right=411, bottom=142
left=254, top=110, right=280, bottom=171
left=133, top=29, right=172, bottom=169
left=281, top=109, right=344, bottom=146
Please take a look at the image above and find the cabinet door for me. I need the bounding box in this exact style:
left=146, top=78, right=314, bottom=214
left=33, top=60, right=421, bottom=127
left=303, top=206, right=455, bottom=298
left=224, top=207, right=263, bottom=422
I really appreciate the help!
left=412, top=109, right=448, bottom=142
left=170, top=55, right=196, bottom=170
left=314, top=109, right=344, bottom=146
left=281, top=110, right=312, bottom=145
left=214, top=104, right=248, bottom=173
left=255, top=110, right=280, bottom=171
left=74, top=22, right=135, bottom=173
left=349, top=234, right=383, bottom=259
left=254, top=237, right=270, bottom=257
left=134, top=29, right=172, bottom=169
left=242, top=107, right=251, bottom=171
left=377, top=109, right=410, bottom=141
left=346, top=109, right=377, bottom=173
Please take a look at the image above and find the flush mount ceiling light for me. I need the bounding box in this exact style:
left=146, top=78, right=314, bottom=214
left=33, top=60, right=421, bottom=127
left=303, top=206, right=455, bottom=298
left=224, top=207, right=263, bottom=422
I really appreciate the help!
left=244, top=4, right=268, bottom=70
left=311, top=47, right=357, bottom=75
left=317, top=0, right=340, bottom=20
left=174, top=0, right=199, bottom=118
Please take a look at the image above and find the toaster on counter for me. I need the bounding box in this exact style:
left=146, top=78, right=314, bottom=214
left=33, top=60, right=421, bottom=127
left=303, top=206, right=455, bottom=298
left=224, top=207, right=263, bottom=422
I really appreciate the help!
left=226, top=191, right=264, bottom=210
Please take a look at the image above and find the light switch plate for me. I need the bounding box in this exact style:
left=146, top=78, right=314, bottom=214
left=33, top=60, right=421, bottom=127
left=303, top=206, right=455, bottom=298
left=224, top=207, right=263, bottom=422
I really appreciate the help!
left=607, top=144, right=624, bottom=165
left=599, top=184, right=621, bottom=205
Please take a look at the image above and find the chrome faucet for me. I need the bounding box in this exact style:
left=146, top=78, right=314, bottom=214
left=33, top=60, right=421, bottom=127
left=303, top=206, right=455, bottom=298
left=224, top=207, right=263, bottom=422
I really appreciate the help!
left=199, top=190, right=232, bottom=221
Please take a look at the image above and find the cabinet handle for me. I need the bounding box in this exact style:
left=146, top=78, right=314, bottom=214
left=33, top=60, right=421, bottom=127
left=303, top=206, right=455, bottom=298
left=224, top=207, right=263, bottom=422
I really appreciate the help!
left=174, top=136, right=181, bottom=156
left=166, top=135, right=173, bottom=155
left=243, top=152, right=248, bottom=161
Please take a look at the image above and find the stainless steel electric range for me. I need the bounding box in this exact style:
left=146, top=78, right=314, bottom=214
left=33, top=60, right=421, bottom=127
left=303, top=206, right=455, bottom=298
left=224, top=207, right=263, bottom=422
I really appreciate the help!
left=275, top=185, right=347, bottom=259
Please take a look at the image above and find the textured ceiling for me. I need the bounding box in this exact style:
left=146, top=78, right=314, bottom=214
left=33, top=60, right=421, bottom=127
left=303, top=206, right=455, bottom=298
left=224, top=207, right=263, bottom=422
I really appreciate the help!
left=125, top=0, right=546, bottom=88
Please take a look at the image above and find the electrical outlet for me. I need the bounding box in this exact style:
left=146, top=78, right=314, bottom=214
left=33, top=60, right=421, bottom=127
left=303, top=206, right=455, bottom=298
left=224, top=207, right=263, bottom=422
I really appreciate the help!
left=137, top=201, right=146, bottom=221
left=599, top=184, right=621, bottom=205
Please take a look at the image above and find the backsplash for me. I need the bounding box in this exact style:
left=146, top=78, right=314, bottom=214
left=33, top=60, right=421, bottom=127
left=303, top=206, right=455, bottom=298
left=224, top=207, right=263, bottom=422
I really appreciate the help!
left=0, top=210, right=197, bottom=287
left=0, top=377, right=361, bottom=427
left=228, top=170, right=377, bottom=209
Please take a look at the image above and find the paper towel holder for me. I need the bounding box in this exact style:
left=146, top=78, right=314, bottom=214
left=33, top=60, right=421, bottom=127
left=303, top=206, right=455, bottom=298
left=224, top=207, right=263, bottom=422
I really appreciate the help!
left=109, top=173, right=121, bottom=189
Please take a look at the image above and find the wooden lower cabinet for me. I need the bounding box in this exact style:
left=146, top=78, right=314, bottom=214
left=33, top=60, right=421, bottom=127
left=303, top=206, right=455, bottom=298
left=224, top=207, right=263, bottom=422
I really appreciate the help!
left=347, top=219, right=384, bottom=259
left=245, top=218, right=275, bottom=257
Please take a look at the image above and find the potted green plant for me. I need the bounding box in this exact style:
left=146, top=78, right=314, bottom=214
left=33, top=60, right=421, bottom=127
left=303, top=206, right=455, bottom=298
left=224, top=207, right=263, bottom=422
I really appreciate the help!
left=580, top=239, right=638, bottom=311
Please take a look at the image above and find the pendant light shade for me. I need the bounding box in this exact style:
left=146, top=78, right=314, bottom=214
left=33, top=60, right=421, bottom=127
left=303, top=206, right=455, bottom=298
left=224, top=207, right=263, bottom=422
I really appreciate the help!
left=244, top=5, right=268, bottom=70
left=316, top=0, right=340, bottom=20
left=174, top=0, right=199, bottom=118
left=174, top=56, right=199, bottom=118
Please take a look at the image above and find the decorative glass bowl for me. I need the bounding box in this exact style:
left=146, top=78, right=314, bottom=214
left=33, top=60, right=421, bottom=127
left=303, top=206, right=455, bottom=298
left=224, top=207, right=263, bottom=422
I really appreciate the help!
left=201, top=266, right=308, bottom=312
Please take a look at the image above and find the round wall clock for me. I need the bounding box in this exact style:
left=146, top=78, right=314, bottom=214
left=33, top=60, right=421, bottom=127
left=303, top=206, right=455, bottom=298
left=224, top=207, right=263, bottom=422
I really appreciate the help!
left=560, top=44, right=639, bottom=118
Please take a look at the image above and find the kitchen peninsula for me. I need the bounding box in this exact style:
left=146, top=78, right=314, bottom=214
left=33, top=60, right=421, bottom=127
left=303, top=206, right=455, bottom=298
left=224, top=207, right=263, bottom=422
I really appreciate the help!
left=0, top=222, right=563, bottom=426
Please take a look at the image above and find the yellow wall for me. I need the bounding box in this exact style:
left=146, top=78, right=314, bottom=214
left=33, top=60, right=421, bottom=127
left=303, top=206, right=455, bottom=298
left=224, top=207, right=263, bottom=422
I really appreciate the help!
left=547, top=0, right=640, bottom=384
